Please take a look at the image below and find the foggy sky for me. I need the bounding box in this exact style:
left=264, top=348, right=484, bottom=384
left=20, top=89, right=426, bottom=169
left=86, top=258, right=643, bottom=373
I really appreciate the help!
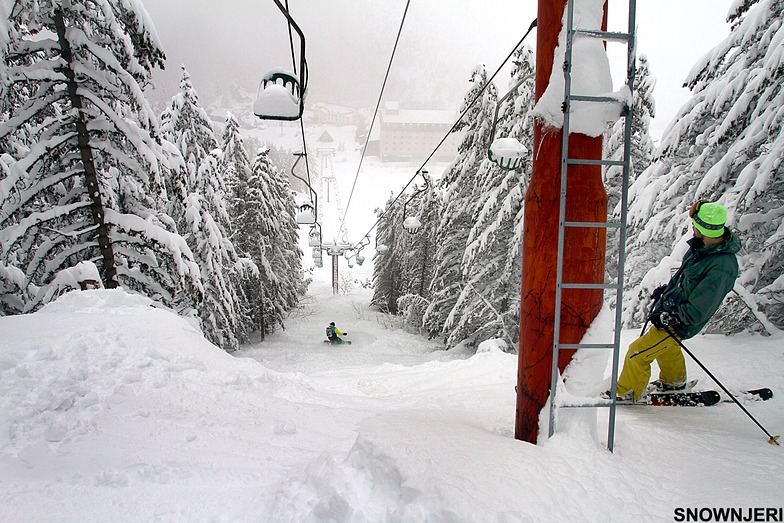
left=141, top=0, right=732, bottom=140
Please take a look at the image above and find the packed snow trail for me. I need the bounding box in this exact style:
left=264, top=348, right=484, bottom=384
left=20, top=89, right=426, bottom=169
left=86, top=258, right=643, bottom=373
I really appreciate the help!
left=1, top=283, right=782, bottom=522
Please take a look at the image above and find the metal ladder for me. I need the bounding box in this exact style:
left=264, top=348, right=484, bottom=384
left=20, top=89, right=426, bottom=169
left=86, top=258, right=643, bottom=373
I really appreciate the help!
left=548, top=0, right=637, bottom=452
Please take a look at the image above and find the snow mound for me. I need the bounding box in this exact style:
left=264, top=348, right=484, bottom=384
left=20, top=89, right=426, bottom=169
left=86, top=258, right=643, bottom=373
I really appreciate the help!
left=38, top=288, right=155, bottom=315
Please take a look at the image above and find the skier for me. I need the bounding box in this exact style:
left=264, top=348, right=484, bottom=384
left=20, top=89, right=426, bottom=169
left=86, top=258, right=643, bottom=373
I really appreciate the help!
left=325, top=321, right=348, bottom=344
left=605, top=201, right=741, bottom=401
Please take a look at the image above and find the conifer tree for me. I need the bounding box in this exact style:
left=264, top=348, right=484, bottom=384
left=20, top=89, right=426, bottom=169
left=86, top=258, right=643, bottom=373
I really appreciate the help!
left=220, top=112, right=258, bottom=335
left=445, top=47, right=535, bottom=350
left=396, top=172, right=440, bottom=334
left=371, top=195, right=404, bottom=314
left=160, top=67, right=246, bottom=350
left=0, top=1, right=201, bottom=314
left=422, top=65, right=497, bottom=342
left=625, top=0, right=784, bottom=333
left=246, top=148, right=305, bottom=333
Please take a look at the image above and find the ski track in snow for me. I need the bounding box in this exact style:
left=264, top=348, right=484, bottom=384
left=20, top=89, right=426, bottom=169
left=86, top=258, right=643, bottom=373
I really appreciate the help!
left=1, top=282, right=782, bottom=522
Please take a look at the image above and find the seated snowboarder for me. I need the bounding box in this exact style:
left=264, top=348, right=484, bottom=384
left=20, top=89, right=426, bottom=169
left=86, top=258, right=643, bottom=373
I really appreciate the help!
left=325, top=321, right=348, bottom=344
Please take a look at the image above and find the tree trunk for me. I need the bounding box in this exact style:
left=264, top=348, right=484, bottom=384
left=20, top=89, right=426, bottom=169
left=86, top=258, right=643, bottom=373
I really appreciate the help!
left=515, top=0, right=608, bottom=444
left=53, top=9, right=118, bottom=289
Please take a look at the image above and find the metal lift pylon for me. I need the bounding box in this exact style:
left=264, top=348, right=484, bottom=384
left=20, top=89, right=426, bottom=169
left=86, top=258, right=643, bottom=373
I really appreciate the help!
left=548, top=0, right=637, bottom=452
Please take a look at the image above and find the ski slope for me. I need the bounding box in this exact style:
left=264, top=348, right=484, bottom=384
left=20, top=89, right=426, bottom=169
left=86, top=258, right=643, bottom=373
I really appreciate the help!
left=1, top=280, right=782, bottom=522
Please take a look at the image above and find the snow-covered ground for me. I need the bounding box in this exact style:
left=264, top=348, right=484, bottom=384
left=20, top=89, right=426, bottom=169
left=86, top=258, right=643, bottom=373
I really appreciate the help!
left=1, top=280, right=782, bottom=522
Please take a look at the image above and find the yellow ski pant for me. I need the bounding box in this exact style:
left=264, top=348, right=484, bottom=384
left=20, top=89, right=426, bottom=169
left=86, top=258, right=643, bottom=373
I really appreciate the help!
left=616, top=327, right=687, bottom=401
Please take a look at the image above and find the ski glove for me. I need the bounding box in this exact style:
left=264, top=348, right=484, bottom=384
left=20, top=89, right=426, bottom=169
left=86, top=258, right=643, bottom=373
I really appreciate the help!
left=650, top=285, right=667, bottom=302
left=649, top=309, right=681, bottom=330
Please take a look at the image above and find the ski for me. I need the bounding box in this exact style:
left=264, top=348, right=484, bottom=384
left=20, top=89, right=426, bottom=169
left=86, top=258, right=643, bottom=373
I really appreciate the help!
left=613, top=388, right=772, bottom=407
left=615, top=390, right=721, bottom=407
left=725, top=388, right=773, bottom=403
left=649, top=390, right=721, bottom=406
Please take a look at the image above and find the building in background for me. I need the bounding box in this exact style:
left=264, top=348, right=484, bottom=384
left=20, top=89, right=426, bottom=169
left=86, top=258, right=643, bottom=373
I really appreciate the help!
left=307, top=102, right=356, bottom=126
left=379, top=102, right=461, bottom=162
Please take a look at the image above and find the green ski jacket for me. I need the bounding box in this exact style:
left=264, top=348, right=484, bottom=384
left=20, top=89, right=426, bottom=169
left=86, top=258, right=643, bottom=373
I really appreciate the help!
left=656, top=230, right=741, bottom=339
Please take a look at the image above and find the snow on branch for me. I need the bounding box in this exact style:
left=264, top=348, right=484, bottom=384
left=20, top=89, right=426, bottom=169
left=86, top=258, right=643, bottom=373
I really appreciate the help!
left=104, top=209, right=200, bottom=282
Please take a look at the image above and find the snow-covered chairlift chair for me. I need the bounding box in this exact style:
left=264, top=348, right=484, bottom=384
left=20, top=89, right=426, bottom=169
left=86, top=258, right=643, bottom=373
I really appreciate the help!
left=294, top=192, right=316, bottom=225
left=489, top=137, right=528, bottom=170
left=253, top=69, right=302, bottom=121
left=253, top=1, right=308, bottom=121
left=487, top=72, right=534, bottom=170
left=308, top=225, right=321, bottom=247
left=403, top=216, right=422, bottom=234
left=401, top=170, right=429, bottom=235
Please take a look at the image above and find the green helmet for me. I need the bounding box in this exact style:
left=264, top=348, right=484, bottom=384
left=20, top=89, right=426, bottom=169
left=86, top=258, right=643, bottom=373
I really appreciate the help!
left=691, top=201, right=727, bottom=238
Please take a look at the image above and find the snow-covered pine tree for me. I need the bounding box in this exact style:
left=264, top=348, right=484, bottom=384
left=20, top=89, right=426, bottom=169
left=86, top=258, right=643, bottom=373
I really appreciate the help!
left=422, top=65, right=497, bottom=342
left=624, top=0, right=783, bottom=333
left=602, top=54, right=656, bottom=290
left=221, top=113, right=253, bottom=214
left=0, top=1, right=202, bottom=315
left=245, top=148, right=305, bottom=334
left=160, top=67, right=246, bottom=350
left=371, top=195, right=404, bottom=314
left=444, top=46, right=535, bottom=351
left=396, top=171, right=440, bottom=334
left=219, top=112, right=258, bottom=336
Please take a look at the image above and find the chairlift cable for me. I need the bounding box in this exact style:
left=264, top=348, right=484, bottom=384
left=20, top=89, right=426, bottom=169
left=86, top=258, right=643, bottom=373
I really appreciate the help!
left=340, top=0, right=412, bottom=234
left=352, top=18, right=537, bottom=249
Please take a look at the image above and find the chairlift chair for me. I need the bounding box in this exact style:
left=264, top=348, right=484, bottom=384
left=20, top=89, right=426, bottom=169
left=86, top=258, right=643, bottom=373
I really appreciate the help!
left=253, top=68, right=302, bottom=121
left=353, top=237, right=369, bottom=266
left=253, top=0, right=308, bottom=121
left=291, top=154, right=317, bottom=225
left=308, top=225, right=322, bottom=247
left=489, top=138, right=528, bottom=170
left=487, top=72, right=535, bottom=170
left=401, top=171, right=429, bottom=235
left=296, top=201, right=316, bottom=225
left=403, top=216, right=422, bottom=234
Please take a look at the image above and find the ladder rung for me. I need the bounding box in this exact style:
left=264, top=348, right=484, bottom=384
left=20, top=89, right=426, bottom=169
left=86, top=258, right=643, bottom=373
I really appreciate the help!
left=560, top=403, right=613, bottom=409
left=560, top=283, right=621, bottom=290
left=569, top=94, right=624, bottom=104
left=565, top=158, right=625, bottom=166
left=564, top=221, right=622, bottom=229
left=572, top=29, right=633, bottom=43
left=557, top=343, right=617, bottom=350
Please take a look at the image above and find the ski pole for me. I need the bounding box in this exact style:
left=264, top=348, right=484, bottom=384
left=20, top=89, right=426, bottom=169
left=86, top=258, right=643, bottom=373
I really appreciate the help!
left=640, top=292, right=663, bottom=336
left=639, top=317, right=649, bottom=337
left=666, top=329, right=780, bottom=446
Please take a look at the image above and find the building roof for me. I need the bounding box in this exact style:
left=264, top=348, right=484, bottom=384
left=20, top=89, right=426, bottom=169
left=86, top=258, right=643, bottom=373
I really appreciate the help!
left=310, top=102, right=356, bottom=115
left=317, top=130, right=335, bottom=143
left=381, top=108, right=456, bottom=126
